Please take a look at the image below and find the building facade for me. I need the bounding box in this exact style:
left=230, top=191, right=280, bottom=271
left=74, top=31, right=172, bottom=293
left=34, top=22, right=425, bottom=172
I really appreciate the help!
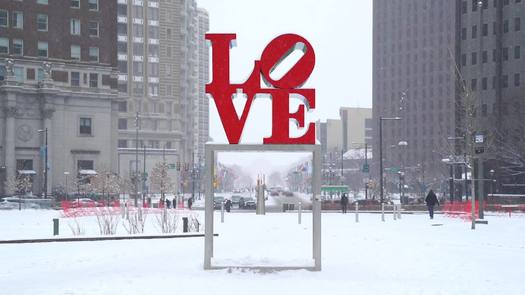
left=373, top=0, right=458, bottom=191
left=115, top=0, right=209, bottom=194
left=339, top=107, right=372, bottom=151
left=458, top=0, right=525, bottom=191
left=0, top=0, right=118, bottom=196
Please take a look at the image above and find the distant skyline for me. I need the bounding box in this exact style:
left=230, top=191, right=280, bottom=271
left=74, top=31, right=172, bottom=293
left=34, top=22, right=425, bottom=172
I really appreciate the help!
left=199, top=0, right=373, bottom=144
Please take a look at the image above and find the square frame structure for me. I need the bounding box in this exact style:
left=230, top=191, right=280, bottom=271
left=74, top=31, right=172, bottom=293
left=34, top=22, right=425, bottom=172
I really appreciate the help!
left=204, top=143, right=322, bottom=271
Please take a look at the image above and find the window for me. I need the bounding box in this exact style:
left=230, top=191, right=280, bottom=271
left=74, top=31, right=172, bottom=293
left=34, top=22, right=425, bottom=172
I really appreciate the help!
left=482, top=77, right=488, bottom=90
left=37, top=14, right=48, bottom=31
left=118, top=23, right=127, bottom=35
left=37, top=0, right=48, bottom=4
left=79, top=118, right=92, bottom=135
left=515, top=46, right=521, bottom=59
left=482, top=50, right=488, bottom=63
left=148, top=26, right=159, bottom=39
left=461, top=1, right=467, bottom=13
left=482, top=23, right=488, bottom=36
left=133, top=61, right=143, bottom=75
left=118, top=4, right=127, bottom=16
left=118, top=61, right=128, bottom=74
left=148, top=44, right=159, bottom=57
left=77, top=160, right=94, bottom=171
left=148, top=63, right=158, bottom=76
left=148, top=7, right=159, bottom=21
left=118, top=118, right=128, bottom=130
left=514, top=73, right=520, bottom=86
left=0, top=10, right=7, bottom=27
left=502, top=75, right=508, bottom=88
left=472, top=0, right=478, bottom=11
left=71, top=0, right=80, bottom=8
left=471, top=52, right=477, bottom=65
left=11, top=11, right=23, bottom=29
left=71, top=72, right=80, bottom=86
left=503, top=47, right=509, bottom=61
left=504, top=20, right=509, bottom=33
left=515, top=17, right=521, bottom=31
left=88, top=0, right=99, bottom=11
left=0, top=38, right=8, bottom=54
left=482, top=104, right=488, bottom=117
left=471, top=78, right=477, bottom=91
left=70, top=19, right=80, bottom=35
left=148, top=83, right=158, bottom=96
left=472, top=25, right=477, bottom=39
left=118, top=140, right=128, bottom=148
left=89, top=47, right=99, bottom=62
left=133, top=5, right=143, bottom=19
left=133, top=43, right=143, bottom=56
left=133, top=24, right=143, bottom=37
left=88, top=21, right=99, bottom=37
left=461, top=28, right=467, bottom=40
left=13, top=39, right=23, bottom=55
left=71, top=45, right=80, bottom=60
left=117, top=42, right=127, bottom=54
left=14, top=66, right=23, bottom=82
left=37, top=42, right=48, bottom=57
left=132, top=82, right=143, bottom=96
left=89, top=73, right=98, bottom=88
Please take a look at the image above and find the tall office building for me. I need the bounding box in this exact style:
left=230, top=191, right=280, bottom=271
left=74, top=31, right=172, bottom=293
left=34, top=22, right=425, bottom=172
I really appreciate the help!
left=458, top=0, right=525, bottom=189
left=373, top=0, right=458, bottom=184
left=115, top=0, right=209, bottom=193
left=0, top=0, right=118, bottom=196
left=195, top=8, right=209, bottom=166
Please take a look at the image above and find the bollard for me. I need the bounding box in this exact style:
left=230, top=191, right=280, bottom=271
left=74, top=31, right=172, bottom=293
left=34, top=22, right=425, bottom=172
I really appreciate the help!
left=298, top=202, right=302, bottom=224
left=121, top=203, right=125, bottom=218
left=221, top=201, right=225, bottom=223
left=355, top=202, right=359, bottom=223
left=393, top=204, right=397, bottom=221
left=182, top=217, right=189, bottom=233
left=398, top=204, right=402, bottom=219
left=381, top=203, right=385, bottom=222
left=53, top=218, right=59, bottom=236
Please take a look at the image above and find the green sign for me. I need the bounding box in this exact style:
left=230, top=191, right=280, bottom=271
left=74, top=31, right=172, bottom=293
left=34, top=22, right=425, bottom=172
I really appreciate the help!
left=387, top=167, right=400, bottom=173
left=362, top=164, right=369, bottom=173
left=321, top=185, right=349, bottom=193
left=168, top=164, right=176, bottom=169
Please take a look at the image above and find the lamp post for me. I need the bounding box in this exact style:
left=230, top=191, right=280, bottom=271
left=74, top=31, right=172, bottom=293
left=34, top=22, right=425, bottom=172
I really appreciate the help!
left=134, top=112, right=139, bottom=207
left=64, top=171, right=70, bottom=201
left=489, top=169, right=495, bottom=196
left=37, top=128, right=48, bottom=199
left=379, top=116, right=402, bottom=204
left=398, top=141, right=408, bottom=204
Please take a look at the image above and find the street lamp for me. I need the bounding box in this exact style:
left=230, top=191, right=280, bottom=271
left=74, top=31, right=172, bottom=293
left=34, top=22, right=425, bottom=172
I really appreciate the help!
left=489, top=169, right=496, bottom=196
left=37, top=128, right=48, bottom=199
left=64, top=171, right=70, bottom=201
left=398, top=141, right=408, bottom=204
left=379, top=116, right=402, bottom=204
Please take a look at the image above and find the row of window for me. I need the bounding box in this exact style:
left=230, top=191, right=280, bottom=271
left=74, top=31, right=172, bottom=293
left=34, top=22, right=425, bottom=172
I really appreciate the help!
left=117, top=4, right=159, bottom=21
left=30, top=0, right=99, bottom=10
left=117, top=61, right=158, bottom=76
left=461, top=46, right=521, bottom=65
left=462, top=0, right=522, bottom=13
left=0, top=11, right=99, bottom=37
left=0, top=37, right=99, bottom=62
left=117, top=140, right=171, bottom=149
left=461, top=18, right=521, bottom=40
left=0, top=64, right=100, bottom=89
left=468, top=73, right=522, bottom=90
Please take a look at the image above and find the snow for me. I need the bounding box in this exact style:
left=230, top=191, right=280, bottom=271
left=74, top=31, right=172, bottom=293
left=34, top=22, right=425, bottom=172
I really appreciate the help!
left=1, top=210, right=525, bottom=295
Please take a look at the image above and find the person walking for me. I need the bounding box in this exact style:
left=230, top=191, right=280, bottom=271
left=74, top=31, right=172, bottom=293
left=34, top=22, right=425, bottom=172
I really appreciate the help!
left=166, top=198, right=171, bottom=209
left=425, top=189, right=440, bottom=219
left=172, top=196, right=177, bottom=209
left=340, top=193, right=349, bottom=214
left=225, top=199, right=232, bottom=212
left=188, top=197, right=193, bottom=210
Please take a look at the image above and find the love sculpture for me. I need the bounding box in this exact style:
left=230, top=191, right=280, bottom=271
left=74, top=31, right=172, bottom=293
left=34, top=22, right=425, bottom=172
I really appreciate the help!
left=204, top=34, right=321, bottom=272
left=206, top=33, right=316, bottom=144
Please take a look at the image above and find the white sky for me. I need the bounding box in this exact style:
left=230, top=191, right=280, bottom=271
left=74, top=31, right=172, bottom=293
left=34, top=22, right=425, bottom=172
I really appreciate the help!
left=198, top=0, right=372, bottom=171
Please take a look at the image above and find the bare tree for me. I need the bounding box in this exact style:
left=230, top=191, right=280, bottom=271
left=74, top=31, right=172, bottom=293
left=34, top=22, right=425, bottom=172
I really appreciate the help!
left=91, top=169, right=121, bottom=206
left=5, top=175, right=33, bottom=210
left=149, top=162, right=174, bottom=200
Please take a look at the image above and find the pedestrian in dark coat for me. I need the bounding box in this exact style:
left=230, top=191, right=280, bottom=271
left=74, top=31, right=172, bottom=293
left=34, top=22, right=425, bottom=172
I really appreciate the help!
left=172, top=197, right=177, bottom=209
left=340, top=193, right=349, bottom=214
left=425, top=190, right=440, bottom=219
left=225, top=199, right=232, bottom=212
left=166, top=198, right=171, bottom=209
left=188, top=197, right=193, bottom=210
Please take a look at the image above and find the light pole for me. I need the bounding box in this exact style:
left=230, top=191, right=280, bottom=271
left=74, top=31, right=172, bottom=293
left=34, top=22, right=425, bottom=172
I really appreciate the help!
left=134, top=112, right=139, bottom=207
left=379, top=116, right=402, bottom=204
left=398, top=141, right=408, bottom=204
left=64, top=171, right=70, bottom=201
left=489, top=169, right=495, bottom=196
left=37, top=128, right=48, bottom=199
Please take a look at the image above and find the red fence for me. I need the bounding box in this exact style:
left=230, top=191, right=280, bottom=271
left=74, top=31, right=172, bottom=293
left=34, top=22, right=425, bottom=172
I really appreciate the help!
left=443, top=201, right=525, bottom=220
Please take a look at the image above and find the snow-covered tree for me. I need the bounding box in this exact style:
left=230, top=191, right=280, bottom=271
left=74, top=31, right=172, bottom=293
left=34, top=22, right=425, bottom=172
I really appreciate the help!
left=149, top=162, right=174, bottom=199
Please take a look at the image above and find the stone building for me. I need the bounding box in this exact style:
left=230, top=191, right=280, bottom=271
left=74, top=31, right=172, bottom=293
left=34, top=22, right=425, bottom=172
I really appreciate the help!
left=0, top=0, right=118, bottom=196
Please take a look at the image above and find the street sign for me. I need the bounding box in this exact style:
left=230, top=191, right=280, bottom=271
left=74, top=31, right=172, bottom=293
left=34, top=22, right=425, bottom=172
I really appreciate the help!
left=168, top=163, right=176, bottom=169
left=475, top=134, right=484, bottom=144
left=387, top=167, right=400, bottom=173
left=362, top=163, right=369, bottom=173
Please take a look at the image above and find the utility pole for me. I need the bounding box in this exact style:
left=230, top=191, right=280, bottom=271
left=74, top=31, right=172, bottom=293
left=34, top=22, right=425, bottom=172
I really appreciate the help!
left=365, top=143, right=368, bottom=200
left=134, top=112, right=139, bottom=207
left=143, top=145, right=146, bottom=206
left=340, top=149, right=344, bottom=185
left=192, top=151, right=195, bottom=199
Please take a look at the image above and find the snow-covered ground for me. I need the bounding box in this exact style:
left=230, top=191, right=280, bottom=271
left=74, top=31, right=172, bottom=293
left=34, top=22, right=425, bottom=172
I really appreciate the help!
left=1, top=210, right=524, bottom=295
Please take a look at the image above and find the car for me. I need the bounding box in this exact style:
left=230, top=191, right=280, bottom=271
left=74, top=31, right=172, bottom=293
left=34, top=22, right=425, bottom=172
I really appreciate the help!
left=231, top=195, right=242, bottom=206
left=68, top=198, right=103, bottom=208
left=213, top=196, right=225, bottom=209
left=283, top=191, right=294, bottom=197
left=350, top=199, right=382, bottom=210
left=239, top=197, right=256, bottom=209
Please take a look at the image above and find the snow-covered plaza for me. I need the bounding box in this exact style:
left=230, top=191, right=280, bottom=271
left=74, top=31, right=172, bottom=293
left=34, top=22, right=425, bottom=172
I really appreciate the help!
left=1, top=209, right=524, bottom=295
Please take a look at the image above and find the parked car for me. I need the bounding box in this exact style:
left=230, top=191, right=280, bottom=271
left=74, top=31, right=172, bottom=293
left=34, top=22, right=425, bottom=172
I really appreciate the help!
left=213, top=196, right=225, bottom=209
left=239, top=197, right=256, bottom=209
left=283, top=191, right=294, bottom=197
left=350, top=199, right=382, bottom=210
left=231, top=195, right=242, bottom=207
left=69, top=198, right=103, bottom=208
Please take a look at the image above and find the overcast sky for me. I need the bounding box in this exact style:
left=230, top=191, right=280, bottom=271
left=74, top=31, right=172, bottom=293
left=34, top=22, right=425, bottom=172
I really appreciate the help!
left=198, top=0, right=372, bottom=172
